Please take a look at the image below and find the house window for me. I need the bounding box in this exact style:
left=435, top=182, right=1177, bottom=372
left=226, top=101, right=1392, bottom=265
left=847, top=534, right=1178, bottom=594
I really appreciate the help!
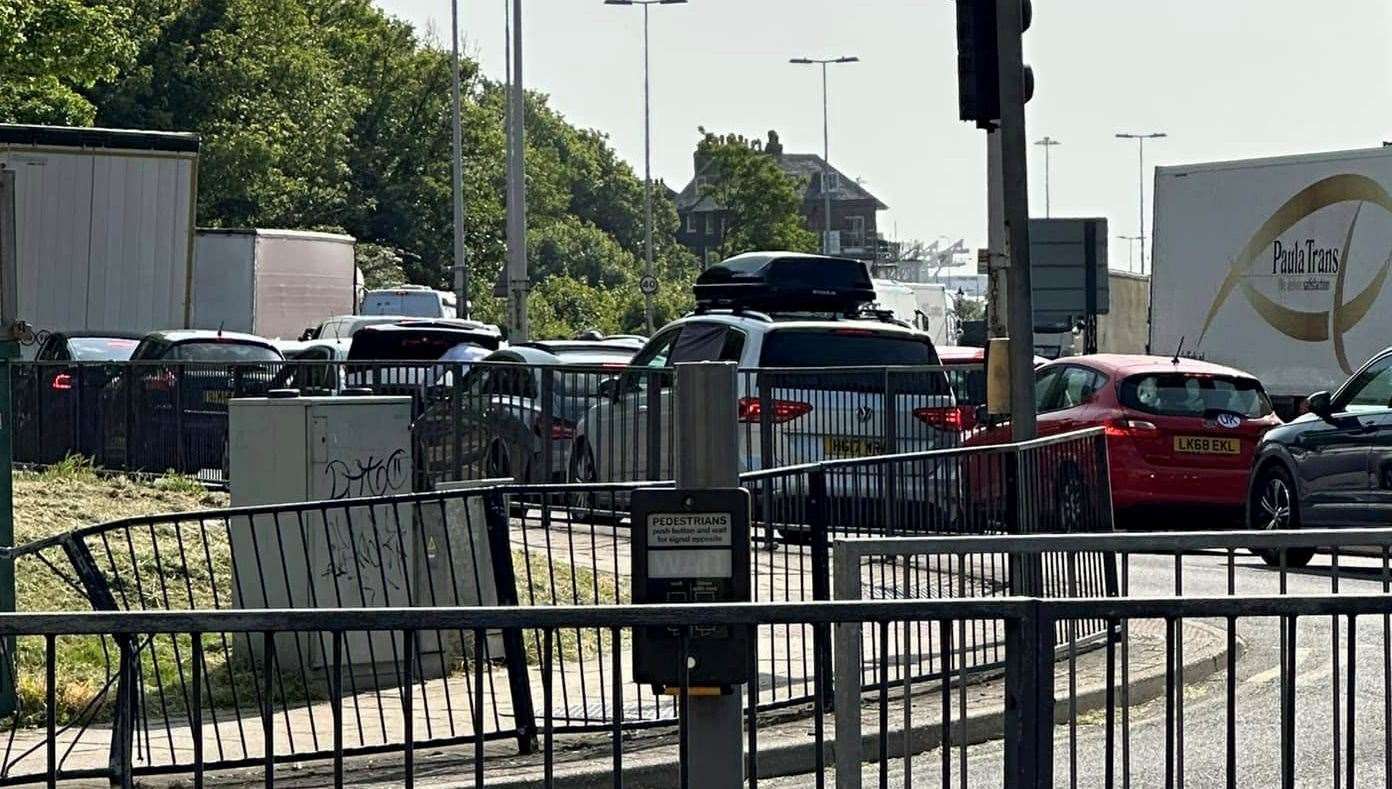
left=705, top=213, right=715, bottom=236
left=847, top=215, right=866, bottom=245
left=685, top=214, right=697, bottom=233
left=823, top=171, right=840, bottom=193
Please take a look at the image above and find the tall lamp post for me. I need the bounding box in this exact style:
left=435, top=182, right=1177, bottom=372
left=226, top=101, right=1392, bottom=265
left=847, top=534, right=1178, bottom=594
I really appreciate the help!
left=1033, top=136, right=1061, bottom=218
left=606, top=0, right=687, bottom=335
left=790, top=55, right=859, bottom=255
left=449, top=0, right=468, bottom=317
left=1115, top=131, right=1167, bottom=274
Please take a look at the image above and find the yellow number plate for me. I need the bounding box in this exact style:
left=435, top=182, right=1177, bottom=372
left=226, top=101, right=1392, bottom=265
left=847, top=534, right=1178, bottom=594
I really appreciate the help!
left=824, top=437, right=883, bottom=459
left=1174, top=435, right=1240, bottom=454
left=204, top=390, right=231, bottom=405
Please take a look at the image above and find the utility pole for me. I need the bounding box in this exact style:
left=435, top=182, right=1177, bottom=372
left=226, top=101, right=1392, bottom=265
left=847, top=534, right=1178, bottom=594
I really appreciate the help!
left=1114, top=131, right=1166, bottom=274
left=1033, top=136, right=1060, bottom=218
left=606, top=0, right=688, bottom=335
left=449, top=0, right=469, bottom=318
left=790, top=56, right=859, bottom=255
left=505, top=0, right=530, bottom=340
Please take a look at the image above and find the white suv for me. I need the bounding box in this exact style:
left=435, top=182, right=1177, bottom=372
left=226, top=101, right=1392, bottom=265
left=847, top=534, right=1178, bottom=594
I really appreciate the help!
left=568, top=310, right=963, bottom=509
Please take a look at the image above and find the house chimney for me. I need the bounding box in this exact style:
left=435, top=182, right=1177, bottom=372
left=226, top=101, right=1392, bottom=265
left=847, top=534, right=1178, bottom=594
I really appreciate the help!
left=765, top=130, right=783, bottom=158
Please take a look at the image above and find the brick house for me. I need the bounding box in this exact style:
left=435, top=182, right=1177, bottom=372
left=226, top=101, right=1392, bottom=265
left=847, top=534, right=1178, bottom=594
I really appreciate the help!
left=673, top=131, right=890, bottom=266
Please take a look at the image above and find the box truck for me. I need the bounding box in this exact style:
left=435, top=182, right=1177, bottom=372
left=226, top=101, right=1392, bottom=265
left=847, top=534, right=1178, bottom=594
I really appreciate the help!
left=0, top=124, right=199, bottom=342
left=191, top=228, right=356, bottom=339
left=1151, top=145, right=1392, bottom=415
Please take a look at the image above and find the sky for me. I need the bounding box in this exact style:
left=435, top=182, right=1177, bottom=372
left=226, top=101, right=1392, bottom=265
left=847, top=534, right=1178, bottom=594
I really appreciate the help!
left=371, top=0, right=1392, bottom=274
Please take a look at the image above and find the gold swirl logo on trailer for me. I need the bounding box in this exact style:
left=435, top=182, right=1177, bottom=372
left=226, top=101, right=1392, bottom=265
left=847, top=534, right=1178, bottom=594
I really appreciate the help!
left=1196, top=174, right=1392, bottom=375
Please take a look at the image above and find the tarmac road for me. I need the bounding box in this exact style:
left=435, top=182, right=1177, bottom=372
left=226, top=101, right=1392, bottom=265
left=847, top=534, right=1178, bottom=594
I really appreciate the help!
left=770, top=547, right=1392, bottom=788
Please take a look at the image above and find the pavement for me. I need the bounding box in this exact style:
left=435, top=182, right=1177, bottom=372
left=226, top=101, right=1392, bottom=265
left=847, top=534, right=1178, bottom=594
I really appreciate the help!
left=149, top=616, right=1230, bottom=788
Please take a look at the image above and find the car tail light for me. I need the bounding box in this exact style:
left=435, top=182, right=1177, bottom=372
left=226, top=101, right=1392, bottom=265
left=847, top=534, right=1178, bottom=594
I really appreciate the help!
left=738, top=397, right=813, bottom=424
left=913, top=405, right=975, bottom=432
left=1104, top=417, right=1158, bottom=438
left=50, top=373, right=74, bottom=392
left=535, top=419, right=576, bottom=440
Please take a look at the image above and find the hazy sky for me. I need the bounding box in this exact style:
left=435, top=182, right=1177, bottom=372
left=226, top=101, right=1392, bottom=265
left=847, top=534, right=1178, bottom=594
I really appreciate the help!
left=372, top=0, right=1392, bottom=274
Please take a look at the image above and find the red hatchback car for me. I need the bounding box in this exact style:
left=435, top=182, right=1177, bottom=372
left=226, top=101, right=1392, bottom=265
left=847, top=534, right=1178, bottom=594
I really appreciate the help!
left=967, top=355, right=1282, bottom=516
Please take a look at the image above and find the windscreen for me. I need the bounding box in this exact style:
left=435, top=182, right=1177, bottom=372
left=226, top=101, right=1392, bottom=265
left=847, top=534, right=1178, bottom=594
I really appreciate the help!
left=68, top=337, right=139, bottom=361
left=1120, top=373, right=1272, bottom=418
left=168, top=342, right=281, bottom=363
left=758, top=329, right=949, bottom=394
left=362, top=292, right=443, bottom=317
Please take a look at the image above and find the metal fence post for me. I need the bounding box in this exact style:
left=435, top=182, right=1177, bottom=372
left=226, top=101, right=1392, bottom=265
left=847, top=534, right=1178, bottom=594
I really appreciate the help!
left=173, top=364, right=186, bottom=474
left=122, top=369, right=135, bottom=472
left=539, top=367, right=554, bottom=485
left=832, top=539, right=863, bottom=789
left=483, top=490, right=538, bottom=753
left=645, top=372, right=663, bottom=481
left=810, top=468, right=834, bottom=711
left=1003, top=601, right=1055, bottom=789
left=451, top=363, right=465, bottom=483
left=58, top=536, right=135, bottom=782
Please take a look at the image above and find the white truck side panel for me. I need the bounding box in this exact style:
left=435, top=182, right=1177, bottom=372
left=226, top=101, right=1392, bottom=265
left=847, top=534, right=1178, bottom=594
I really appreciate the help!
left=1151, top=147, right=1392, bottom=397
left=0, top=147, right=194, bottom=335
left=191, top=232, right=255, bottom=333
left=252, top=231, right=355, bottom=340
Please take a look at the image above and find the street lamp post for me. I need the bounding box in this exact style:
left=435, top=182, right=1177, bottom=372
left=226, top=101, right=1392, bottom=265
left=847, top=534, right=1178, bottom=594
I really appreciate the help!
left=1117, top=234, right=1143, bottom=273
left=790, top=56, right=859, bottom=256
left=606, top=0, right=686, bottom=335
left=449, top=0, right=468, bottom=318
left=1115, top=132, right=1167, bottom=274
left=1033, top=136, right=1061, bottom=218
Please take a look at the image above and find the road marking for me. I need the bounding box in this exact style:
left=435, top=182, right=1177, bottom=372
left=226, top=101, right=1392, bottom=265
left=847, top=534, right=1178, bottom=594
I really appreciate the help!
left=1243, top=648, right=1310, bottom=687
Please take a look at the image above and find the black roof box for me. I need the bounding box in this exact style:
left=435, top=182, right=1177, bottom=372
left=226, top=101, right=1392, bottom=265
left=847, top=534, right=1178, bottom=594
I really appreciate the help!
left=694, top=252, right=875, bottom=313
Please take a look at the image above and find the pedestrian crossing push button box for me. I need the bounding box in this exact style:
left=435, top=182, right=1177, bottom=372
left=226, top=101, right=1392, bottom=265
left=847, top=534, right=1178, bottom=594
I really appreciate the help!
left=631, top=488, right=751, bottom=690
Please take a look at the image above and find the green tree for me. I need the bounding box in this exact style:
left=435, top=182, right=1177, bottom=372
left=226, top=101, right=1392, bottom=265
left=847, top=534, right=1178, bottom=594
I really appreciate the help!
left=0, top=0, right=135, bottom=125
left=695, top=131, right=817, bottom=258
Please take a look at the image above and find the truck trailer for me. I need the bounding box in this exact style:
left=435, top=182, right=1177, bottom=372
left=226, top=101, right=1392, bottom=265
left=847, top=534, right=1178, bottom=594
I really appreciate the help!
left=0, top=124, right=199, bottom=342
left=1151, top=145, right=1392, bottom=415
left=191, top=228, right=356, bottom=340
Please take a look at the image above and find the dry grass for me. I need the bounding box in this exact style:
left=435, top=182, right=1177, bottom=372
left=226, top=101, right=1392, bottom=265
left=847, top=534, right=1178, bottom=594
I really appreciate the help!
left=11, top=463, right=229, bottom=725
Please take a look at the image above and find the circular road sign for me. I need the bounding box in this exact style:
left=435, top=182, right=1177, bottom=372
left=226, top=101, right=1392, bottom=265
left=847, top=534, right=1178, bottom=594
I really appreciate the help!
left=639, top=275, right=659, bottom=295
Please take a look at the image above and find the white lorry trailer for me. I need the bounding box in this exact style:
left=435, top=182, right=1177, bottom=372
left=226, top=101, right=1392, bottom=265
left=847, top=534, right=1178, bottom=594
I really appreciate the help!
left=191, top=228, right=356, bottom=339
left=0, top=124, right=199, bottom=341
left=1151, top=145, right=1392, bottom=415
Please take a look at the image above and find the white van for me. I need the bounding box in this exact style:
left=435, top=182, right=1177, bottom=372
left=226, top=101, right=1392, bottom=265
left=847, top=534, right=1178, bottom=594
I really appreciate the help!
left=360, top=285, right=458, bottom=318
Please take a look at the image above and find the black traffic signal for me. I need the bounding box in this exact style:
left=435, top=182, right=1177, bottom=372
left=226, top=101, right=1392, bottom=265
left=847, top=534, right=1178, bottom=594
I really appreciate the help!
left=955, top=0, right=1033, bottom=129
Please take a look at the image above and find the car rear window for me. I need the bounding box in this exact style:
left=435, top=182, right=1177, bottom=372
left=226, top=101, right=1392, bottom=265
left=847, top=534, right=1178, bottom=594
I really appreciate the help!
left=68, top=337, right=138, bottom=361
left=168, top=342, right=281, bottom=363
left=1120, top=373, right=1272, bottom=418
left=350, top=331, right=495, bottom=361
left=362, top=292, right=444, bottom=317
left=759, top=329, right=949, bottom=394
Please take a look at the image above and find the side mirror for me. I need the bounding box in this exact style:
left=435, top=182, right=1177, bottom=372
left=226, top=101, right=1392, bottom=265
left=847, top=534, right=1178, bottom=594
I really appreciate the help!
left=597, top=377, right=620, bottom=400
left=1306, top=390, right=1333, bottom=418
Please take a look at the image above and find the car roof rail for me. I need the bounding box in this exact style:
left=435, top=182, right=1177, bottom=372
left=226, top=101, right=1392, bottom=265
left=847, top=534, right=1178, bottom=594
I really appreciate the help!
left=688, top=306, right=774, bottom=322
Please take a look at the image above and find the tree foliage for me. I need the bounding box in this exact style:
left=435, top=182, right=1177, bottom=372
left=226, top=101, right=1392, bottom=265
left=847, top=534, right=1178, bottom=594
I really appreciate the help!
left=0, top=0, right=135, bottom=125
left=695, top=131, right=818, bottom=258
left=1, top=0, right=695, bottom=338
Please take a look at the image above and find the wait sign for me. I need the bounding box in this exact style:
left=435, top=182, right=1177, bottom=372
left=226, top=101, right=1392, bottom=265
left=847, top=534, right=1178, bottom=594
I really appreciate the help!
left=631, top=488, right=751, bottom=689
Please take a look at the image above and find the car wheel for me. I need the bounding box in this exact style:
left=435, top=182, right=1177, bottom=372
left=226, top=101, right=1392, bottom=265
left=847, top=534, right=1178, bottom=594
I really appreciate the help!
left=1054, top=463, right=1086, bottom=532
left=486, top=440, right=513, bottom=480
left=1252, top=465, right=1314, bottom=569
left=567, top=441, right=616, bottom=524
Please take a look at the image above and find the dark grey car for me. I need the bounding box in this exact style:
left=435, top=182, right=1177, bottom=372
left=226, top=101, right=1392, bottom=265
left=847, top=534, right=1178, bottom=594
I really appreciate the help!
left=1248, top=346, right=1392, bottom=567
left=450, top=342, right=638, bottom=482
